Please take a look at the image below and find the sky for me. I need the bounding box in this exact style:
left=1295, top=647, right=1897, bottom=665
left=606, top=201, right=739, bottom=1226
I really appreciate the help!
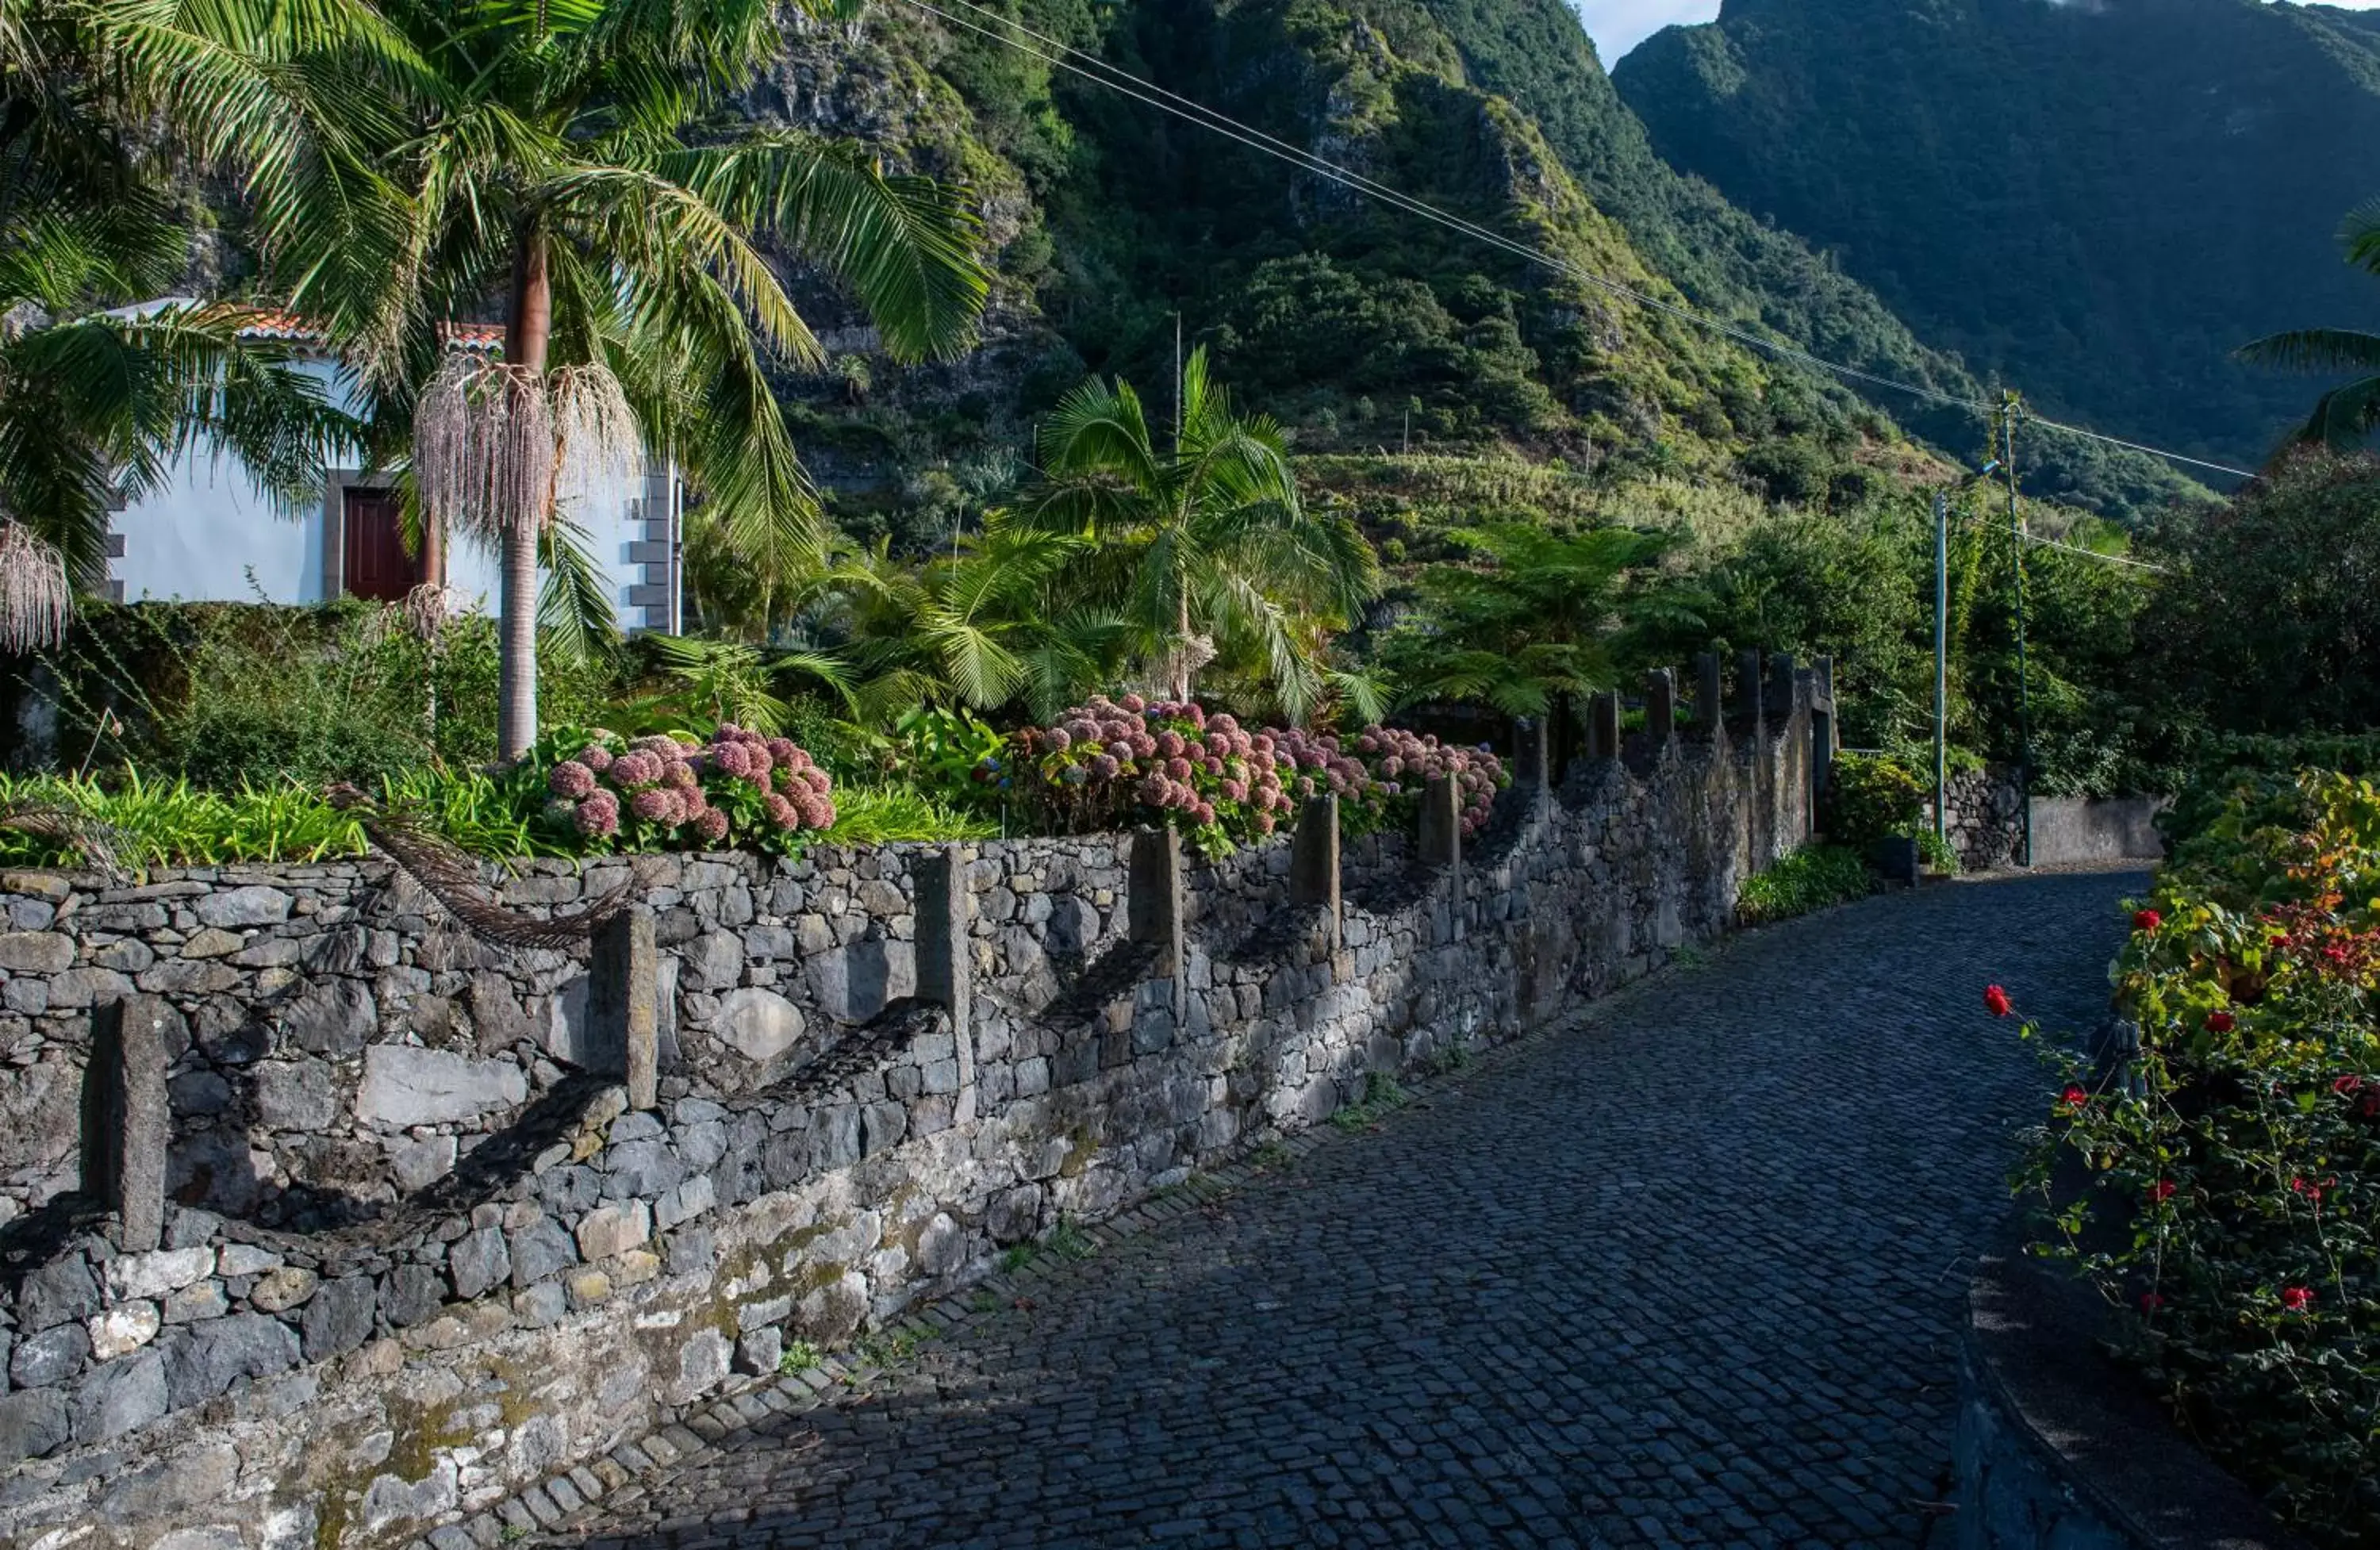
left=1572, top=0, right=2380, bottom=65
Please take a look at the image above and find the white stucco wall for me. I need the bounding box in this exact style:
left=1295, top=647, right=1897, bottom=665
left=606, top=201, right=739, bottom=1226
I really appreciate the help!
left=110, top=354, right=662, bottom=631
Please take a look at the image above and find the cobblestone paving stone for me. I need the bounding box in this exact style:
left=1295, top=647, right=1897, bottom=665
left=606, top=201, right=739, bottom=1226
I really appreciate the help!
left=549, top=869, right=2143, bottom=1550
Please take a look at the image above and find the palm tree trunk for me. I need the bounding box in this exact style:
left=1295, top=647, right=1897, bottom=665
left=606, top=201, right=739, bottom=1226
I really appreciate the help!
left=1173, top=589, right=1191, bottom=703
left=497, top=231, right=553, bottom=762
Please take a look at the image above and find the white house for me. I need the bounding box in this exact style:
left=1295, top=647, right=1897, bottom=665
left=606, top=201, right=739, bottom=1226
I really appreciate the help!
left=106, top=305, right=681, bottom=633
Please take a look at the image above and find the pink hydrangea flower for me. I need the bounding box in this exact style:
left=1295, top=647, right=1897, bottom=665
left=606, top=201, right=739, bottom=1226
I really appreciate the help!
left=578, top=743, right=615, bottom=773
left=548, top=760, right=597, bottom=798
left=1091, top=754, right=1120, bottom=779
left=803, top=767, right=831, bottom=794
left=1192, top=801, right=1215, bottom=825
left=696, top=808, right=731, bottom=843
left=1166, top=756, right=1193, bottom=781
left=631, top=788, right=677, bottom=824
left=712, top=741, right=754, bottom=780
left=765, top=792, right=797, bottom=829
left=797, top=794, right=832, bottom=830
left=574, top=791, right=620, bottom=837
left=1120, top=693, right=1146, bottom=713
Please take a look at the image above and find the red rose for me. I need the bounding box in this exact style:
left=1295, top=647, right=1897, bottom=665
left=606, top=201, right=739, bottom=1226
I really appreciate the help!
left=2206, top=1011, right=2236, bottom=1034
left=1983, top=984, right=2013, bottom=1018
left=2059, top=1084, right=2089, bottom=1110
left=2291, top=1176, right=2325, bottom=1203
left=2336, top=1075, right=2364, bottom=1096
left=2132, top=909, right=2162, bottom=933
left=2281, top=1285, right=2313, bottom=1313
left=2149, top=1180, right=2177, bottom=1203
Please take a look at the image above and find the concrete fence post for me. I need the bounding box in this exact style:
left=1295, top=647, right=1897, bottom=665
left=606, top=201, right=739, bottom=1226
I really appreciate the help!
left=1289, top=794, right=1342, bottom=951
left=1695, top=653, right=1723, bottom=742
left=1588, top=691, right=1621, bottom=762
left=1512, top=716, right=1550, bottom=790
left=1419, top=774, right=1462, bottom=871
left=1737, top=648, right=1764, bottom=727
left=1645, top=668, right=1676, bottom=743
left=85, top=996, right=171, bottom=1251
left=1129, top=827, right=1186, bottom=1017
left=589, top=905, right=658, bottom=1111
left=1768, top=650, right=1798, bottom=723
left=913, top=846, right=976, bottom=1122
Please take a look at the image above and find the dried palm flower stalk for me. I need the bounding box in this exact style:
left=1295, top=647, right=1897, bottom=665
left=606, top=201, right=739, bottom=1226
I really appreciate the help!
left=401, top=581, right=464, bottom=643
left=0, top=797, right=128, bottom=880
left=415, top=355, right=554, bottom=536
left=0, top=521, right=71, bottom=653
left=549, top=363, right=643, bottom=515
left=325, top=784, right=637, bottom=950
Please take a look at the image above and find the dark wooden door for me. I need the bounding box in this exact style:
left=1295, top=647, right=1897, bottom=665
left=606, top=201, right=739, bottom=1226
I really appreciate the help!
left=341, top=488, right=420, bottom=601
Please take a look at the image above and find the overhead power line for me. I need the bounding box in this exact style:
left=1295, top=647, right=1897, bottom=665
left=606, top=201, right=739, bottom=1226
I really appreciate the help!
left=900, top=0, right=2262, bottom=484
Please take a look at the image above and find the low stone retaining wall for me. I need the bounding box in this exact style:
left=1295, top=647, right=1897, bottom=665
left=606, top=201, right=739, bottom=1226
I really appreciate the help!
left=1925, top=771, right=2164, bottom=873
left=1956, top=1253, right=2298, bottom=1550
left=0, top=663, right=1825, bottom=1549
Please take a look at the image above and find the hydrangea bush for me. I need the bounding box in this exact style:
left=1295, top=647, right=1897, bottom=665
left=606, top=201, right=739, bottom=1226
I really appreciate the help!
left=532, top=723, right=835, bottom=854
left=2008, top=772, right=2379, bottom=1545
left=1004, top=694, right=1508, bottom=857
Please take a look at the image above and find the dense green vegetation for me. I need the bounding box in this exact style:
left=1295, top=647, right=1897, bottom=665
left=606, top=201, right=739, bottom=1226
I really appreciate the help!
left=2018, top=770, right=2380, bottom=1545
left=1615, top=0, right=2380, bottom=474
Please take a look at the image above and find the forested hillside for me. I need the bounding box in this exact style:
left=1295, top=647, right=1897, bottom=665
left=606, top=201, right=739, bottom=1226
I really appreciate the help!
left=1614, top=0, right=2380, bottom=470
left=739, top=0, right=2203, bottom=534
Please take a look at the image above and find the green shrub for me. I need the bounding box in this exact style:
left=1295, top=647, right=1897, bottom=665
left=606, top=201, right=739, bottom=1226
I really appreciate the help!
left=1737, top=844, right=1871, bottom=925
left=1824, top=752, right=1926, bottom=848
left=2014, top=772, right=2380, bottom=1545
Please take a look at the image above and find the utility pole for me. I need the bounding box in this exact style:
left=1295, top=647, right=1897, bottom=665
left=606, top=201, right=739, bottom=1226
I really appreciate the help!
left=1173, top=311, right=1183, bottom=451
left=2001, top=391, right=2033, bottom=869
left=1933, top=489, right=1948, bottom=853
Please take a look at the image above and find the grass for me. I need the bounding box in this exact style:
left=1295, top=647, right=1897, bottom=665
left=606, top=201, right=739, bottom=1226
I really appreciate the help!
left=997, top=1215, right=1097, bottom=1273
left=777, top=1339, right=821, bottom=1374
left=1329, top=1071, right=1412, bottom=1132
left=0, top=767, right=994, bottom=871
left=822, top=785, right=999, bottom=846
left=0, top=767, right=551, bottom=869
left=1735, top=843, right=1871, bottom=926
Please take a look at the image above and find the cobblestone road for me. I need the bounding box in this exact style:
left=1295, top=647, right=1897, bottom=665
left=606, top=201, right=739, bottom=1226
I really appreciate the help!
left=551, top=869, right=2140, bottom=1550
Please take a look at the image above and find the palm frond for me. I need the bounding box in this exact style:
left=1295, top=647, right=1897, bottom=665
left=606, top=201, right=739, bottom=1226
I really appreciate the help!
left=536, top=513, right=620, bottom=667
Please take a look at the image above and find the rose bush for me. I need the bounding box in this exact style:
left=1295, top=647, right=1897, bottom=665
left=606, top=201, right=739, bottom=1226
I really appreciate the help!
left=527, top=723, right=835, bottom=854
left=2014, top=771, right=2379, bottom=1545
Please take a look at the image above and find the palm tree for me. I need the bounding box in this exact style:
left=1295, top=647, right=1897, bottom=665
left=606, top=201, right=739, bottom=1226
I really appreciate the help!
left=825, top=518, right=1126, bottom=722
left=2238, top=203, right=2380, bottom=451
left=99, top=0, right=990, bottom=757
left=1376, top=524, right=1698, bottom=719
left=1020, top=346, right=1376, bottom=716
left=0, top=1, right=355, bottom=651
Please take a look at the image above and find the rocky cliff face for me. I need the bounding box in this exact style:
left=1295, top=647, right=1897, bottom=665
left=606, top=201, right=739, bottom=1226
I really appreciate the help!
left=742, top=0, right=2202, bottom=531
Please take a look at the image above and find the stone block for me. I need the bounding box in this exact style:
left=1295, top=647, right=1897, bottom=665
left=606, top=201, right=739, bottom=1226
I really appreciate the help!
left=301, top=1276, right=377, bottom=1361
left=0, top=930, right=73, bottom=972
left=160, top=1313, right=299, bottom=1406
left=1419, top=777, right=1462, bottom=870
left=509, top=1217, right=579, bottom=1288
left=282, top=979, right=378, bottom=1057
left=0, top=1388, right=70, bottom=1463
left=587, top=907, right=658, bottom=1111
left=71, top=1347, right=166, bottom=1444
left=252, top=1058, right=337, bottom=1131
left=12, top=1322, right=90, bottom=1387
left=89, top=1301, right=161, bottom=1360
left=85, top=994, right=174, bottom=1251
left=107, top=1245, right=213, bottom=1302
left=248, top=1266, right=318, bottom=1312
left=713, top=985, right=806, bottom=1063
left=575, top=1201, right=651, bottom=1260
left=355, top=1045, right=528, bottom=1128
left=735, top=1327, right=781, bottom=1377
left=448, top=1226, right=511, bottom=1300
left=381, top=1263, right=446, bottom=1329
left=387, top=1133, right=459, bottom=1195
left=193, top=886, right=291, bottom=928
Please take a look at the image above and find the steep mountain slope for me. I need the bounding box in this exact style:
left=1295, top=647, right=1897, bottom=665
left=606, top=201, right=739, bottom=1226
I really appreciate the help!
left=1614, top=0, right=2380, bottom=469
left=748, top=0, right=2201, bottom=531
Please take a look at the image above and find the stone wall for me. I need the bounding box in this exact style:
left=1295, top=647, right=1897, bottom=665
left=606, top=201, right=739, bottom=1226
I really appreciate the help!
left=0, top=671, right=1824, bottom=1550
left=1925, top=771, right=2163, bottom=873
